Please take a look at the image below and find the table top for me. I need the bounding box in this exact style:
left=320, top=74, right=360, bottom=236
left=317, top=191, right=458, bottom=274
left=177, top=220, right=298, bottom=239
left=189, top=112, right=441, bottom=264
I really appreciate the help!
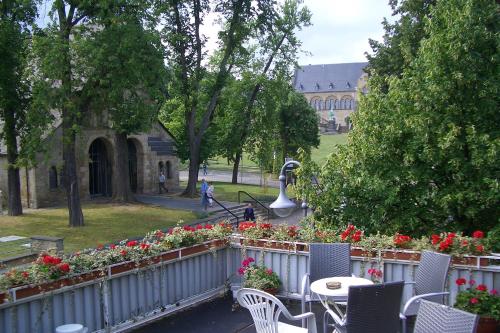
left=310, top=276, right=373, bottom=297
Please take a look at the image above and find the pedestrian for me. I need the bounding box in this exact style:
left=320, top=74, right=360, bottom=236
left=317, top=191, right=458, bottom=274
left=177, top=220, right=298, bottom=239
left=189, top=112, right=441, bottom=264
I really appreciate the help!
left=206, top=183, right=214, bottom=208
left=159, top=172, right=168, bottom=194
left=243, top=203, right=255, bottom=221
left=202, top=161, right=208, bottom=176
left=200, top=179, right=209, bottom=210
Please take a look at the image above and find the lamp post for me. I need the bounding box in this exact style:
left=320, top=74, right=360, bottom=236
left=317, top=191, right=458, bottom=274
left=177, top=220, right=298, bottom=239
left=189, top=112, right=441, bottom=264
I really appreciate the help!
left=269, top=160, right=306, bottom=218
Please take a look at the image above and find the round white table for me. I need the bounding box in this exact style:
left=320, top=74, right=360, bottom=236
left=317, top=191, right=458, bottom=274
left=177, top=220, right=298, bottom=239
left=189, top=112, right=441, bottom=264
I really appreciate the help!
left=310, top=276, right=373, bottom=317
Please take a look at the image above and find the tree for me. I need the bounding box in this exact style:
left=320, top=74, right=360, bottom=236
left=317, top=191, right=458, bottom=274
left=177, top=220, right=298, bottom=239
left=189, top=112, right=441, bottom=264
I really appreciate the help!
left=0, top=0, right=38, bottom=216
left=298, top=0, right=499, bottom=235
left=157, top=0, right=274, bottom=196
left=85, top=2, right=166, bottom=202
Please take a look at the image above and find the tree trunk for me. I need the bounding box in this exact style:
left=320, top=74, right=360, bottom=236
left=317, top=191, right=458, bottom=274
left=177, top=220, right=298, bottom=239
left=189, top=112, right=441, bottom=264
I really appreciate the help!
left=62, top=127, right=84, bottom=227
left=183, top=143, right=200, bottom=197
left=232, top=150, right=241, bottom=184
left=4, top=107, right=22, bottom=215
left=112, top=132, right=134, bottom=202
left=59, top=14, right=84, bottom=227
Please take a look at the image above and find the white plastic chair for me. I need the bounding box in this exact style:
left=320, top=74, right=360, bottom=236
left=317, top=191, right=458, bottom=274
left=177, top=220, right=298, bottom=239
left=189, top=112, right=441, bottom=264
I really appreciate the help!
left=237, top=288, right=318, bottom=333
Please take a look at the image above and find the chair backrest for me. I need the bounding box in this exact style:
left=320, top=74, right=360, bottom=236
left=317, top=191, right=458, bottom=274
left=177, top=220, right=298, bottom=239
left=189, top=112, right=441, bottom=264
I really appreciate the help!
left=344, top=281, right=404, bottom=333
left=309, top=243, right=351, bottom=282
left=236, top=288, right=287, bottom=333
left=414, top=300, right=478, bottom=333
left=414, top=251, right=451, bottom=302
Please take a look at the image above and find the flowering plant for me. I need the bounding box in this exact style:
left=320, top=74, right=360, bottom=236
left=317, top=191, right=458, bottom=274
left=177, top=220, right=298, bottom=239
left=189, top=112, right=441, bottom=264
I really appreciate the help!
left=340, top=224, right=363, bottom=243
left=238, top=257, right=281, bottom=292
left=431, top=231, right=487, bottom=255
left=238, top=219, right=273, bottom=239
left=393, top=233, right=412, bottom=249
left=367, top=268, right=383, bottom=283
left=454, top=278, right=500, bottom=320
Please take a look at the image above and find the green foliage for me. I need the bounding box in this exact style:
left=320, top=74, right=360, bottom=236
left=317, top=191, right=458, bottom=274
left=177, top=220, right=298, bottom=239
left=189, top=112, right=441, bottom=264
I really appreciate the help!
left=297, top=0, right=499, bottom=236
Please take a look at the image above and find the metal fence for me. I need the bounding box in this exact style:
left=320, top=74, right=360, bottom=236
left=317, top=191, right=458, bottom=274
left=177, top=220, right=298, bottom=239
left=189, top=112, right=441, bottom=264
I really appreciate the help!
left=1, top=242, right=499, bottom=333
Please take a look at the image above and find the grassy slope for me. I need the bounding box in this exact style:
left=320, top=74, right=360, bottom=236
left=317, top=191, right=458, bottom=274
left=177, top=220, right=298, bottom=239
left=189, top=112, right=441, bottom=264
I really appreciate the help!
left=0, top=204, right=197, bottom=254
left=180, top=181, right=286, bottom=202
left=185, top=133, right=349, bottom=171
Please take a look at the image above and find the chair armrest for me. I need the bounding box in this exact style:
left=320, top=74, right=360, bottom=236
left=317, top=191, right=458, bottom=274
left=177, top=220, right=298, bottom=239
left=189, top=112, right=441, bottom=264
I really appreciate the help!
left=281, top=307, right=318, bottom=333
left=286, top=311, right=316, bottom=321
left=404, top=281, right=416, bottom=286
left=402, top=291, right=450, bottom=315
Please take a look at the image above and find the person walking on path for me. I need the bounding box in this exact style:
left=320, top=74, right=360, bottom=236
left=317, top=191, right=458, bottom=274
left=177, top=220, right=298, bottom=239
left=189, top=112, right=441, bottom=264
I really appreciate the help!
left=243, top=203, right=255, bottom=221
left=159, top=172, right=168, bottom=194
left=200, top=179, right=209, bottom=210
left=202, top=161, right=208, bottom=176
left=206, top=183, right=214, bottom=208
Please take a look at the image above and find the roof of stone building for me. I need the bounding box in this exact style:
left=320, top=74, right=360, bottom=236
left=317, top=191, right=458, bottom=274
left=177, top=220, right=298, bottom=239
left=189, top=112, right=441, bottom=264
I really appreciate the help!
left=293, top=62, right=368, bottom=93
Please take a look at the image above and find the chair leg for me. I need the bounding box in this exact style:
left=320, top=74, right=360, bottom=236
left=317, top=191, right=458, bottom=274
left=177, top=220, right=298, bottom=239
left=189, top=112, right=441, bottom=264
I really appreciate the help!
left=401, top=317, right=407, bottom=333
left=301, top=299, right=306, bottom=328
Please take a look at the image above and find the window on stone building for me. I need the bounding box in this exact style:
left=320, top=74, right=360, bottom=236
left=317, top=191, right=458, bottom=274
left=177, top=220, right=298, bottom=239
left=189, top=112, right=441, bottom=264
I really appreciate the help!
left=49, top=166, right=58, bottom=189
left=310, top=97, right=323, bottom=111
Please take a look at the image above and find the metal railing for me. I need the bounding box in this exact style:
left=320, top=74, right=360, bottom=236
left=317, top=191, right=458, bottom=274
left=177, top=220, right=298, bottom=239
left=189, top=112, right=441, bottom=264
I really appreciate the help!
left=237, top=191, right=270, bottom=221
left=210, top=196, right=239, bottom=227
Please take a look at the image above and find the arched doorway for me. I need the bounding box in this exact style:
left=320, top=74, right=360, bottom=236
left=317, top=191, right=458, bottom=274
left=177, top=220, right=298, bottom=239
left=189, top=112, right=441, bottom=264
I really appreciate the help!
left=88, top=138, right=112, bottom=197
left=127, top=139, right=138, bottom=193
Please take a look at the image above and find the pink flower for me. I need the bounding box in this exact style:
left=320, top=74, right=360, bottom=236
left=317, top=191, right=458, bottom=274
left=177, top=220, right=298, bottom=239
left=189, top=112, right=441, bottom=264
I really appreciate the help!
left=242, top=259, right=250, bottom=267
left=470, top=298, right=479, bottom=304
left=248, top=257, right=255, bottom=263
left=469, top=279, right=476, bottom=286
left=490, top=289, right=498, bottom=295
left=238, top=267, right=245, bottom=275
left=266, top=269, right=273, bottom=275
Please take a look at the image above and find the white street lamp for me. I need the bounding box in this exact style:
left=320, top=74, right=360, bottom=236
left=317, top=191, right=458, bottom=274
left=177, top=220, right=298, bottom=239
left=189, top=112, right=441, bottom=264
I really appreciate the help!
left=269, top=160, right=302, bottom=217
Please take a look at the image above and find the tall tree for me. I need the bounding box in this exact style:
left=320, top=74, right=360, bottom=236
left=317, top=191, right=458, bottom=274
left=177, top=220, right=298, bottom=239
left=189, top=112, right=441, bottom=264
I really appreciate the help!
left=0, top=0, right=38, bottom=216
left=215, top=0, right=311, bottom=183
left=297, top=0, right=499, bottom=235
left=157, top=0, right=272, bottom=196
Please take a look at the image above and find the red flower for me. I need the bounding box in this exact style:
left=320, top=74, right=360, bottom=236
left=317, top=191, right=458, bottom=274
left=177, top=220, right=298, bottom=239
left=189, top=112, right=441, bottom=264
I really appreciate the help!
left=287, top=226, right=298, bottom=238
left=475, top=245, right=484, bottom=253
left=461, top=240, right=468, bottom=247
left=204, top=224, right=213, bottom=230
left=476, top=284, right=488, bottom=292
left=183, top=226, right=195, bottom=232
left=469, top=279, right=476, bottom=286
left=248, top=257, right=255, bottom=263
left=470, top=298, right=479, bottom=304
left=127, top=240, right=138, bottom=247
left=352, top=230, right=362, bottom=242
left=58, top=263, right=70, bottom=273
left=109, top=244, right=116, bottom=250
left=21, top=271, right=29, bottom=278
left=431, top=234, right=441, bottom=245
left=155, top=230, right=164, bottom=238
left=259, top=223, right=272, bottom=230
left=120, top=250, right=128, bottom=256
left=140, top=243, right=150, bottom=250
left=196, top=224, right=204, bottom=230
left=491, top=289, right=498, bottom=295
left=447, top=233, right=456, bottom=239
left=472, top=230, right=484, bottom=239
left=238, top=222, right=256, bottom=231
left=456, top=278, right=467, bottom=286
left=238, top=267, right=245, bottom=275
left=394, top=234, right=411, bottom=246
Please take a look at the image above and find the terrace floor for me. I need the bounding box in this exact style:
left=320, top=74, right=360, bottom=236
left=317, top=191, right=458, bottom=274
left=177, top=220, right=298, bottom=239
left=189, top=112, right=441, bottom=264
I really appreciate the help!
left=131, top=293, right=416, bottom=333
left=132, top=293, right=328, bottom=333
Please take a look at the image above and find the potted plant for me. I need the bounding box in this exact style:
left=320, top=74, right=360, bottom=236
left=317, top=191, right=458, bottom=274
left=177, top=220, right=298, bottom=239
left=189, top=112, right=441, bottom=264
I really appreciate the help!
left=454, top=278, right=499, bottom=333
left=238, top=257, right=281, bottom=295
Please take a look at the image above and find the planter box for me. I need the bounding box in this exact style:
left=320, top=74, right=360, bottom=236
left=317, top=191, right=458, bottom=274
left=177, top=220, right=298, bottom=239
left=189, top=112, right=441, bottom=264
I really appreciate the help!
left=14, top=269, right=106, bottom=300
left=237, top=237, right=308, bottom=252
left=0, top=292, right=6, bottom=305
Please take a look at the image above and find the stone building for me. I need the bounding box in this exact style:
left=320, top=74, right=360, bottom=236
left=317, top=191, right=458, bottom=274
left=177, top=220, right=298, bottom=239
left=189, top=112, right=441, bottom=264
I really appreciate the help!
left=293, top=62, right=368, bottom=132
left=0, top=115, right=179, bottom=209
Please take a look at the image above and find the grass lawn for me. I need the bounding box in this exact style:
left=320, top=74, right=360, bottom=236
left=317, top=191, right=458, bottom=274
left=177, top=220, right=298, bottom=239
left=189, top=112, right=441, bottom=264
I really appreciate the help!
left=181, top=133, right=349, bottom=172
left=0, top=203, right=197, bottom=256
left=181, top=181, right=293, bottom=203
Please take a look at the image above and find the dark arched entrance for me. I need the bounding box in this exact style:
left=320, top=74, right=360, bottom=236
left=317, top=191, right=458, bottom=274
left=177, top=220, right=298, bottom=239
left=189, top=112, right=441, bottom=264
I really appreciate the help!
left=88, top=138, right=112, bottom=197
left=127, top=139, right=138, bottom=193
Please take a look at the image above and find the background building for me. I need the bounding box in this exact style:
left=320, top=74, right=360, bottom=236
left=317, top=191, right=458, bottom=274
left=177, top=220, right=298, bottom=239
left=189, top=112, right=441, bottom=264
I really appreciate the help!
left=293, top=62, right=368, bottom=132
left=0, top=114, right=179, bottom=209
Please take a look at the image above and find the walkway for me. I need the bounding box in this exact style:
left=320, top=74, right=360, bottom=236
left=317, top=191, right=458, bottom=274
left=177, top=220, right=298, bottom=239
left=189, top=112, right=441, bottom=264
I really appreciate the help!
left=135, top=194, right=238, bottom=214
left=180, top=170, right=280, bottom=188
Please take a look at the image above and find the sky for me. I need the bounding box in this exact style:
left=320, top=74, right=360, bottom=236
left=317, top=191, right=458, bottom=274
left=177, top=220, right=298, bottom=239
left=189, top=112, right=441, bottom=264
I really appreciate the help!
left=37, top=0, right=395, bottom=66
left=295, top=0, right=394, bottom=65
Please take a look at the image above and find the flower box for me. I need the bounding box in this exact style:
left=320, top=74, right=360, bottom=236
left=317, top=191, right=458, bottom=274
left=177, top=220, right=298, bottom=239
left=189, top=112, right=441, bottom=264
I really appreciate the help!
left=180, top=239, right=227, bottom=257
left=0, top=292, right=7, bottom=304
left=236, top=237, right=308, bottom=252
left=13, top=269, right=106, bottom=301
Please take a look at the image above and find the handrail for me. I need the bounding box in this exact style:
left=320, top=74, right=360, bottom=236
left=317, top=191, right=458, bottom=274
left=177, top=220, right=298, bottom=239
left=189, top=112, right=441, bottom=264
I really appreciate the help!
left=210, top=196, right=240, bottom=228
left=237, top=191, right=270, bottom=221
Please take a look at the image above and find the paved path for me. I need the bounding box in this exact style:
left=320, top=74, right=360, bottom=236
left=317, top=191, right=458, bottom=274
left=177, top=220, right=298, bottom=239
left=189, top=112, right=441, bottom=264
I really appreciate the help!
left=180, top=170, right=280, bottom=188
left=135, top=194, right=239, bottom=213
